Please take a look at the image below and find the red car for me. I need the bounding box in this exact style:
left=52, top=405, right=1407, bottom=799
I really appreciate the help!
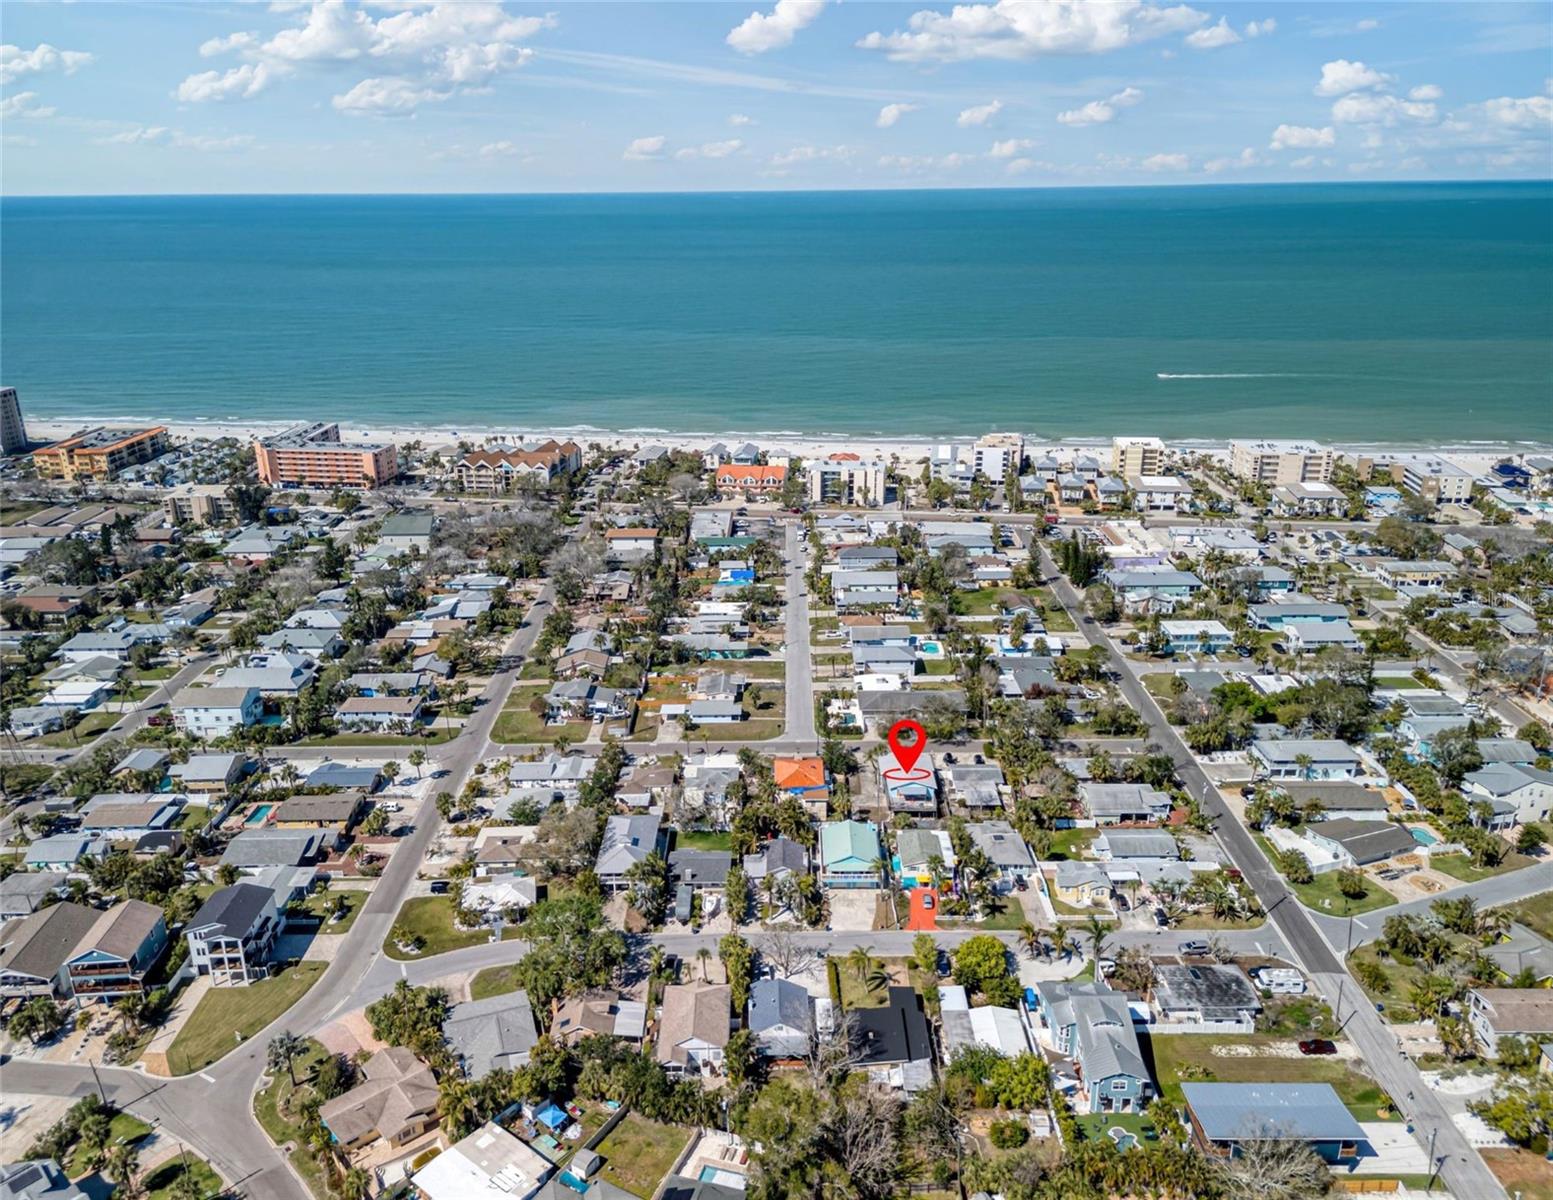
left=1298, top=1039, right=1337, bottom=1056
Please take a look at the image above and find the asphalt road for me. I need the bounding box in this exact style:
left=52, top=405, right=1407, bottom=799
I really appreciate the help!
left=783, top=519, right=818, bottom=749
left=1039, top=544, right=1509, bottom=1200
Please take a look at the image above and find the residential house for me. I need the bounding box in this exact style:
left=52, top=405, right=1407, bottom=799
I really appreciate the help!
left=943, top=762, right=1006, bottom=811
left=1465, top=763, right=1553, bottom=826
left=220, top=828, right=329, bottom=873
left=545, top=680, right=625, bottom=722
left=880, top=755, right=937, bottom=815
left=1080, top=782, right=1173, bottom=826
left=1127, top=475, right=1193, bottom=513
left=272, top=793, right=367, bottom=832
left=715, top=464, right=787, bottom=496
left=1248, top=599, right=1351, bottom=630
left=1051, top=862, right=1112, bottom=909
left=186, top=882, right=282, bottom=986
left=895, top=828, right=954, bottom=889
left=507, top=754, right=596, bottom=809
left=741, top=837, right=809, bottom=885
left=1182, top=1083, right=1364, bottom=1163
left=1271, top=481, right=1348, bottom=517
left=939, top=986, right=1030, bottom=1059
left=966, top=821, right=1036, bottom=888
left=773, top=757, right=830, bottom=816
left=748, top=977, right=812, bottom=1059
left=1285, top=621, right=1363, bottom=654
left=463, top=871, right=538, bottom=914
left=818, top=821, right=883, bottom=888
left=1104, top=569, right=1203, bottom=615
left=444, top=991, right=540, bottom=1079
left=603, top=528, right=659, bottom=558
left=1304, top=819, right=1415, bottom=867
left=259, top=627, right=344, bottom=657
left=0, top=1159, right=90, bottom=1200
left=1030, top=980, right=1152, bottom=1114
left=411, top=1121, right=552, bottom=1200
left=1150, top=964, right=1261, bottom=1031
left=656, top=983, right=732, bottom=1075
left=219, top=651, right=318, bottom=697
left=0, top=903, right=100, bottom=998
left=0, top=872, right=68, bottom=920
left=1374, top=559, right=1454, bottom=594
left=53, top=630, right=138, bottom=663
left=50, top=900, right=164, bottom=1007
left=1159, top=620, right=1233, bottom=654
left=670, top=850, right=733, bottom=892
left=1093, top=831, right=1179, bottom=862
left=319, top=1047, right=440, bottom=1151
left=1249, top=738, right=1364, bottom=781
left=855, top=987, right=934, bottom=1093
left=552, top=991, right=649, bottom=1046
left=171, top=686, right=263, bottom=738
left=335, top=695, right=425, bottom=730
left=168, top=753, right=247, bottom=795
left=24, top=835, right=111, bottom=872
left=596, top=813, right=663, bottom=891
left=1276, top=782, right=1389, bottom=823
left=1468, top=988, right=1553, bottom=1055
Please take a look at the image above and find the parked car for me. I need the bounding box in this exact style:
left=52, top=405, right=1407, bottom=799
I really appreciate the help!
left=429, top=880, right=450, bottom=895
left=922, top=894, right=935, bottom=910
left=1178, top=940, right=1211, bottom=957
left=1298, top=1039, right=1337, bottom=1055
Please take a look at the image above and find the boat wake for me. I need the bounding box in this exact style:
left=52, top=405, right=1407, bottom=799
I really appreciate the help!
left=1156, top=372, right=1305, bottom=380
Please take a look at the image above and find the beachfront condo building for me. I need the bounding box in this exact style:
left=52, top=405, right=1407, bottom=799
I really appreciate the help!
left=254, top=422, right=399, bottom=489
left=33, top=425, right=171, bottom=481
left=1354, top=452, right=1474, bottom=506
left=971, top=433, right=1025, bottom=483
left=0, top=388, right=27, bottom=456
left=809, top=457, right=888, bottom=507
left=1112, top=436, right=1166, bottom=478
left=1228, top=439, right=1336, bottom=487
left=451, top=439, right=582, bottom=493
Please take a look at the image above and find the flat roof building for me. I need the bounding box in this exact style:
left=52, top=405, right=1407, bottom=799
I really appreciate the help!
left=33, top=426, right=170, bottom=481
left=254, top=422, right=398, bottom=489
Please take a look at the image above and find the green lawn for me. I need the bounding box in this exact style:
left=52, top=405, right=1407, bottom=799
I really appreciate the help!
left=0, top=763, right=55, bottom=795
left=470, top=964, right=523, bottom=1001
left=384, top=895, right=493, bottom=959
left=177, top=805, right=212, bottom=833
left=940, top=897, right=1027, bottom=931
left=736, top=657, right=788, bottom=679
left=693, top=718, right=785, bottom=741
left=1048, top=828, right=1097, bottom=861
left=1141, top=673, right=1183, bottom=701
left=133, top=666, right=179, bottom=681
left=36, top=711, right=118, bottom=746
left=1375, top=676, right=1427, bottom=690
left=1430, top=851, right=1535, bottom=884
left=920, top=658, right=957, bottom=676
left=597, top=1114, right=693, bottom=1199
left=143, top=1158, right=223, bottom=1200
left=1147, top=1034, right=1395, bottom=1121
left=830, top=955, right=937, bottom=1010
left=66, top=1112, right=152, bottom=1177
left=253, top=1037, right=335, bottom=1200
left=297, top=728, right=456, bottom=746
left=1253, top=833, right=1397, bottom=917
left=166, top=961, right=326, bottom=1076
left=1074, top=1111, right=1159, bottom=1145
left=296, top=888, right=365, bottom=934
left=492, top=704, right=589, bottom=744
left=674, top=830, right=734, bottom=852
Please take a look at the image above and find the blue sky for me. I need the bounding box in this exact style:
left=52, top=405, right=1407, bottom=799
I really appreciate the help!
left=2, top=1, right=1549, bottom=194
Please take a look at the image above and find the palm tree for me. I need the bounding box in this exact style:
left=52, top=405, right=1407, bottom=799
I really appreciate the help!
left=340, top=1167, right=372, bottom=1200
left=845, top=944, right=875, bottom=982
left=696, top=947, right=712, bottom=982
left=408, top=748, right=427, bottom=779
left=1083, top=914, right=1111, bottom=968
left=1017, top=922, right=1042, bottom=962
left=269, top=1031, right=303, bottom=1086
left=1051, top=925, right=1072, bottom=962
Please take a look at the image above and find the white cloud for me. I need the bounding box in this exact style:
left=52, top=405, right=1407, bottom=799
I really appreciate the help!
left=726, top=0, right=827, bottom=54
left=1057, top=86, right=1142, bottom=126
left=989, top=137, right=1034, bottom=157
left=876, top=102, right=919, bottom=128
left=1141, top=152, right=1189, bottom=171
left=1315, top=59, right=1393, bottom=97
left=728, top=113, right=754, bottom=126
left=769, top=143, right=853, bottom=167
left=1469, top=93, right=1553, bottom=130
left=1331, top=91, right=1436, bottom=126
left=1185, top=17, right=1240, bottom=49
left=188, top=2, right=554, bottom=115
left=479, top=140, right=519, bottom=158
left=623, top=135, right=667, bottom=161
left=1356, top=18, right=1381, bottom=31
left=1203, top=147, right=1262, bottom=173
left=857, top=0, right=1208, bottom=62
left=675, top=139, right=745, bottom=160
left=200, top=32, right=257, bottom=57
left=0, top=91, right=55, bottom=120
left=1408, top=84, right=1443, bottom=102
left=878, top=152, right=972, bottom=172
left=1270, top=123, right=1335, bottom=150
left=1245, top=18, right=1276, bottom=37
left=957, top=99, right=1003, bottom=127
left=0, top=43, right=94, bottom=85
left=176, top=63, right=274, bottom=103
left=1005, top=157, right=1036, bottom=174
left=98, top=125, right=253, bottom=151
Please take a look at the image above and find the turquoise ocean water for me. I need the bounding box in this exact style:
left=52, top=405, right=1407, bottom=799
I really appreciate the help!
left=3, top=183, right=1550, bottom=444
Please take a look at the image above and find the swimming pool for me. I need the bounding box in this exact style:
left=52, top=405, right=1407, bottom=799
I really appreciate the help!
left=917, top=640, right=943, bottom=655
left=244, top=804, right=274, bottom=826
left=698, top=1166, right=746, bottom=1188
left=1410, top=827, right=1439, bottom=846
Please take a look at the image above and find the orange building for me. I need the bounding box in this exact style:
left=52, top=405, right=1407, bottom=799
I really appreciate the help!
left=773, top=756, right=830, bottom=816
left=715, top=463, right=788, bottom=495
left=33, top=426, right=170, bottom=481
left=254, top=422, right=398, bottom=489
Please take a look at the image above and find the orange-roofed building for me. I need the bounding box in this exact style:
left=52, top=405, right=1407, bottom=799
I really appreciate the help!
left=773, top=756, right=830, bottom=816
left=827, top=452, right=861, bottom=462
left=716, top=464, right=787, bottom=495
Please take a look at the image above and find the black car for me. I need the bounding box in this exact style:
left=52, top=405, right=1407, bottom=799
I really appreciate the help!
left=429, top=880, right=450, bottom=895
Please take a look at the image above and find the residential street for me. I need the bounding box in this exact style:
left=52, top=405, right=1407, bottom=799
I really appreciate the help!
left=1038, top=543, right=1509, bottom=1200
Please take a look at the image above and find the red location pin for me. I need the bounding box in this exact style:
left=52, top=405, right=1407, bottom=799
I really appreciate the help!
left=886, top=719, right=926, bottom=776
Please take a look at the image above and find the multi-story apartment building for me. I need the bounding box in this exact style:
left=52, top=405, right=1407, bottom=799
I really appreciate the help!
left=1356, top=452, right=1474, bottom=505
left=33, top=426, right=171, bottom=481
left=1111, top=436, right=1166, bottom=478
left=452, top=439, right=582, bottom=493
left=0, top=387, right=27, bottom=455
left=971, top=433, right=1025, bottom=483
left=1228, top=439, right=1335, bottom=487
left=808, top=457, right=887, bottom=506
left=163, top=483, right=238, bottom=526
left=254, top=422, right=398, bottom=489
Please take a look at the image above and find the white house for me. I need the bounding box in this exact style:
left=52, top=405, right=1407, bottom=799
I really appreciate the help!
left=172, top=686, right=262, bottom=738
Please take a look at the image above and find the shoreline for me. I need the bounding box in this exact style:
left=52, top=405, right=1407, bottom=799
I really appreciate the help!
left=19, top=415, right=1548, bottom=471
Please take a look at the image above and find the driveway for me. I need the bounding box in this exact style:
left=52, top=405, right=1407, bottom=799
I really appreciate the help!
left=827, top=890, right=880, bottom=932
left=905, top=887, right=938, bottom=931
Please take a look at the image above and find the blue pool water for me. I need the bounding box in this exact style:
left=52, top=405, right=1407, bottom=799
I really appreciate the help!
left=244, top=804, right=274, bottom=826
left=698, top=1166, right=746, bottom=1187
left=917, top=641, right=943, bottom=655
left=1410, top=827, right=1439, bottom=845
